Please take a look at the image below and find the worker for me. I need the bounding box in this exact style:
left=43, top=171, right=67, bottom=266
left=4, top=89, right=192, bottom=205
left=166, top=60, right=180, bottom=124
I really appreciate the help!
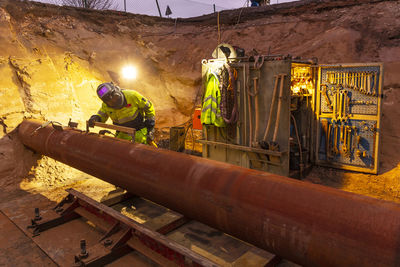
left=88, top=82, right=155, bottom=144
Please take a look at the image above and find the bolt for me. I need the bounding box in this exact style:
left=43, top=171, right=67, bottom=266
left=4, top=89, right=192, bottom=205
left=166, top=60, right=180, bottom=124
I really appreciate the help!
left=79, top=239, right=89, bottom=259
left=103, top=239, right=112, bottom=246
left=55, top=207, right=64, bottom=213
left=34, top=208, right=42, bottom=221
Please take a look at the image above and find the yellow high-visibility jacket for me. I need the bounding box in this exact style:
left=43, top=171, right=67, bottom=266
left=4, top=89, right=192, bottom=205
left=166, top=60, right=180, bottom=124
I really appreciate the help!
left=201, top=73, right=225, bottom=127
left=96, top=89, right=155, bottom=143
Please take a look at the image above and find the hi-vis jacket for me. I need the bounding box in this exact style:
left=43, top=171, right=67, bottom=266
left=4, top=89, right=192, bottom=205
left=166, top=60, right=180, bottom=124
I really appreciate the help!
left=201, top=73, right=225, bottom=127
left=96, top=89, right=155, bottom=143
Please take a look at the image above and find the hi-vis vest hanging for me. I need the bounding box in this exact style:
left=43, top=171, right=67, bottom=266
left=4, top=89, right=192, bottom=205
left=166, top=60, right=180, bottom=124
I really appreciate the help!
left=201, top=72, right=226, bottom=127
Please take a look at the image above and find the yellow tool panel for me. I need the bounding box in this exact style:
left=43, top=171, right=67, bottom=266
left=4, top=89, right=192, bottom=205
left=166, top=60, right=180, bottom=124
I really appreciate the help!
left=315, top=63, right=383, bottom=174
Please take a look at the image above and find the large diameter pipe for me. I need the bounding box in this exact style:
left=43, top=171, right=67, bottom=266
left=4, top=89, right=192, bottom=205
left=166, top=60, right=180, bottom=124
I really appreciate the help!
left=18, top=119, right=400, bottom=267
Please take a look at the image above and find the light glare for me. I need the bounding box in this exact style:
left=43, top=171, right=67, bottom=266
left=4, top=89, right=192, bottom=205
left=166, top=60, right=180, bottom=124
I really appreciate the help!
left=122, top=66, right=138, bottom=80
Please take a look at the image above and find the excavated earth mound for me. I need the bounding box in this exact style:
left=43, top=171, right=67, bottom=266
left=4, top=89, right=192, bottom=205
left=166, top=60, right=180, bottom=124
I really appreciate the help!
left=0, top=0, right=399, bottom=213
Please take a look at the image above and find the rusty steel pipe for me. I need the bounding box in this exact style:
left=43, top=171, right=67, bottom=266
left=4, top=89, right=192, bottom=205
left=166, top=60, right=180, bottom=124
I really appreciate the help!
left=18, top=119, right=400, bottom=267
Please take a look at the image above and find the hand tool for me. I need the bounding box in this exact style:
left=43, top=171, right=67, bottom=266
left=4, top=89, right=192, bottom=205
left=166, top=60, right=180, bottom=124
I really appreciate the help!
left=367, top=72, right=371, bottom=95
left=342, top=72, right=345, bottom=86
left=365, top=72, right=369, bottom=95
left=349, top=100, right=375, bottom=105
left=350, top=72, right=354, bottom=88
left=272, top=74, right=286, bottom=146
left=363, top=72, right=367, bottom=93
left=360, top=72, right=365, bottom=93
left=86, top=121, right=136, bottom=143
left=321, top=85, right=333, bottom=111
left=248, top=77, right=255, bottom=147
left=340, top=72, right=344, bottom=86
left=345, top=127, right=352, bottom=157
left=338, top=89, right=343, bottom=121
left=340, top=124, right=344, bottom=143
left=356, top=135, right=361, bottom=147
left=332, top=89, right=338, bottom=122
left=346, top=92, right=350, bottom=120
left=251, top=77, right=259, bottom=147
left=342, top=90, right=349, bottom=122
left=333, top=124, right=339, bottom=155
left=327, top=72, right=334, bottom=84
left=364, top=72, right=368, bottom=94
left=348, top=72, right=351, bottom=87
left=263, top=74, right=279, bottom=144
left=327, top=123, right=332, bottom=159
left=342, top=126, right=347, bottom=154
left=335, top=72, right=339, bottom=85
left=87, top=121, right=159, bottom=147
left=354, top=72, right=360, bottom=91
left=373, top=72, right=377, bottom=96
left=351, top=126, right=357, bottom=153
left=371, top=122, right=377, bottom=168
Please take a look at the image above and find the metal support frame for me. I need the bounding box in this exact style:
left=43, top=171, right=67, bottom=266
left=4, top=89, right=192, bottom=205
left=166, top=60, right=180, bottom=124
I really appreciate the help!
left=27, top=189, right=216, bottom=267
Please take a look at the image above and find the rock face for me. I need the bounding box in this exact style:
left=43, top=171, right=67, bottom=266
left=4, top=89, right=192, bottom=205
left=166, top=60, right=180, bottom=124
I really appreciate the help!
left=0, top=0, right=399, bottom=199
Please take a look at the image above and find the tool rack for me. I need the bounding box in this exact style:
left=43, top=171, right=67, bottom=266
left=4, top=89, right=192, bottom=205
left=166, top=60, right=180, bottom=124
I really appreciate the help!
left=316, top=63, right=383, bottom=173
left=199, top=50, right=383, bottom=176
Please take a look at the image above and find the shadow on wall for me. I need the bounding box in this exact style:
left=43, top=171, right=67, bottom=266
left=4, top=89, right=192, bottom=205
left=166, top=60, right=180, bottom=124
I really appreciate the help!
left=0, top=127, right=41, bottom=204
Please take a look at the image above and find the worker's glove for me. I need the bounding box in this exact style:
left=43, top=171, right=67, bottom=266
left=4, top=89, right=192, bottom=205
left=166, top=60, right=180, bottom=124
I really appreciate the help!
left=88, top=115, right=101, bottom=127
left=147, top=128, right=155, bottom=141
left=144, top=119, right=155, bottom=131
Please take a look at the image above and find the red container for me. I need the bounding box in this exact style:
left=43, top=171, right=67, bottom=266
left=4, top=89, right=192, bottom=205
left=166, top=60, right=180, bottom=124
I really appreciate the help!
left=192, top=108, right=202, bottom=130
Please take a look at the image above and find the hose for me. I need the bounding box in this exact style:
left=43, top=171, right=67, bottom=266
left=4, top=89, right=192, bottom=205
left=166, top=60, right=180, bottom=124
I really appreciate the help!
left=221, top=64, right=239, bottom=124
left=291, top=113, right=303, bottom=177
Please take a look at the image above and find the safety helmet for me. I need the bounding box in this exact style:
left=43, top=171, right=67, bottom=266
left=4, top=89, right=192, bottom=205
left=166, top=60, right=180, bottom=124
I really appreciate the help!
left=96, top=82, right=125, bottom=109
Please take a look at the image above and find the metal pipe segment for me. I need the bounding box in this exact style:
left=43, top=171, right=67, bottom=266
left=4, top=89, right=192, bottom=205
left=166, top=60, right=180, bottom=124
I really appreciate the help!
left=18, top=119, right=400, bottom=267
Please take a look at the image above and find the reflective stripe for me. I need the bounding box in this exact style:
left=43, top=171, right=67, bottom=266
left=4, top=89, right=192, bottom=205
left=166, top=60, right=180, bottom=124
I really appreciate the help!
left=114, top=110, right=139, bottom=124
left=202, top=104, right=213, bottom=112
left=144, top=100, right=151, bottom=109
left=97, top=111, right=107, bottom=117
left=202, top=104, right=221, bottom=117
left=203, top=95, right=217, bottom=103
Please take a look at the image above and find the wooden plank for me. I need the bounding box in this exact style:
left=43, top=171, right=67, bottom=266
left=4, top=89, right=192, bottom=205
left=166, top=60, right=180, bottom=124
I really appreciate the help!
left=93, top=122, right=135, bottom=134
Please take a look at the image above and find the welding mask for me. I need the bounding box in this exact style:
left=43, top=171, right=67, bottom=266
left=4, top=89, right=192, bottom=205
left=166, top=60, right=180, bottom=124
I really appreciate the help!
left=97, top=83, right=125, bottom=109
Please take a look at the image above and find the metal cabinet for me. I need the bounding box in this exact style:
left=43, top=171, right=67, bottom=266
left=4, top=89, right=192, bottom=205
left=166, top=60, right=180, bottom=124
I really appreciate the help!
left=199, top=57, right=292, bottom=177
left=199, top=55, right=383, bottom=176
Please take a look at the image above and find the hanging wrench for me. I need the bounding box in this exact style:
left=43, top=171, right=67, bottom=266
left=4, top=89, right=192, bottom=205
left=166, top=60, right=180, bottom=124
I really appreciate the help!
left=373, top=72, right=378, bottom=96
left=327, top=123, right=332, bottom=159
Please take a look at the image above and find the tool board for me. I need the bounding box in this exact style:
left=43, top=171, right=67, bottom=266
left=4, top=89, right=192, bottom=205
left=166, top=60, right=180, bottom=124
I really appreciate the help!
left=315, top=63, right=383, bottom=174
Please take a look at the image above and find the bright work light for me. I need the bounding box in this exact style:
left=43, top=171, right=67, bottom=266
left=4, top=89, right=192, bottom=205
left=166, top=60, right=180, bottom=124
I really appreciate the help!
left=122, top=65, right=138, bottom=80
